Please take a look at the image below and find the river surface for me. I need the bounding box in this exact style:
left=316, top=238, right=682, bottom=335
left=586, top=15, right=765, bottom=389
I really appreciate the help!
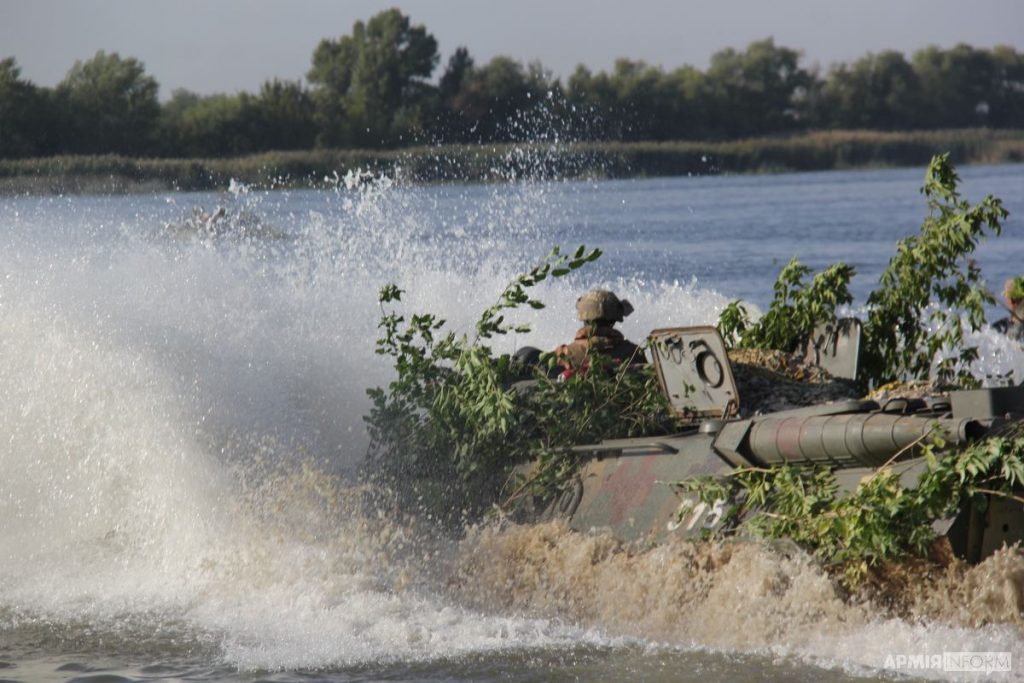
left=1, top=162, right=1023, bottom=682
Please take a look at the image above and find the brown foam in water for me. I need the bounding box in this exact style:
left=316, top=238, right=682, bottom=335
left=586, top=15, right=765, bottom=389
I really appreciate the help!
left=208, top=461, right=1024, bottom=664
left=451, top=521, right=867, bottom=649
left=220, top=458, right=1024, bottom=642
left=904, top=546, right=1024, bottom=628
left=450, top=521, right=1024, bottom=651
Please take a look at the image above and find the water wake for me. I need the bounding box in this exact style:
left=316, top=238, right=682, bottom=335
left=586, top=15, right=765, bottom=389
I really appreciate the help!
left=452, top=521, right=1024, bottom=680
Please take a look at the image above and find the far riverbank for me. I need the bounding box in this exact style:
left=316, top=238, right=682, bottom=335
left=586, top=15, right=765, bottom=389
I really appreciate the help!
left=1, top=128, right=1022, bottom=195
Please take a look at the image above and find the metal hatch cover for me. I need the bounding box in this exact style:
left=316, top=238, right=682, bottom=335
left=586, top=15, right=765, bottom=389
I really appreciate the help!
left=804, top=317, right=861, bottom=381
left=649, top=326, right=739, bottom=421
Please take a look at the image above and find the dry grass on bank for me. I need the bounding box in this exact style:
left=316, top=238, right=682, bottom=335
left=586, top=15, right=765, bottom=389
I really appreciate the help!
left=1, top=128, right=1022, bottom=195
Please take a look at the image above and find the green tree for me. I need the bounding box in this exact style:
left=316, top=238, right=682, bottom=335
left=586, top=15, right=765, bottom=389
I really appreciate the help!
left=171, top=93, right=252, bottom=157
left=565, top=64, right=622, bottom=139
left=705, top=38, right=812, bottom=137
left=0, top=57, right=54, bottom=157
left=249, top=79, right=317, bottom=151
left=431, top=46, right=476, bottom=141
left=160, top=82, right=314, bottom=157
left=439, top=46, right=474, bottom=104
left=158, top=88, right=202, bottom=154
left=988, top=46, right=1024, bottom=128
left=56, top=50, right=161, bottom=155
left=607, top=60, right=674, bottom=140
left=565, top=61, right=709, bottom=141
left=308, top=8, right=438, bottom=147
left=446, top=56, right=553, bottom=142
left=659, top=65, right=710, bottom=139
left=817, top=51, right=921, bottom=129
left=913, top=44, right=999, bottom=128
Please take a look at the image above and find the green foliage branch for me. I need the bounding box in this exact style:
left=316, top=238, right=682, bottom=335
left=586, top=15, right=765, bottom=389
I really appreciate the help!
left=364, top=245, right=673, bottom=522
left=676, top=422, right=1024, bottom=588
left=718, top=154, right=1007, bottom=388
left=717, top=258, right=855, bottom=352
left=859, top=154, right=1007, bottom=387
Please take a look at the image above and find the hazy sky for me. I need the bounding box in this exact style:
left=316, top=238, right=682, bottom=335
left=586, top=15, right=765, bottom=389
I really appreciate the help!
left=2, top=0, right=1022, bottom=98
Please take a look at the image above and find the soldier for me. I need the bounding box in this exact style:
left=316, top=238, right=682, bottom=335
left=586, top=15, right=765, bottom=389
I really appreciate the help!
left=555, top=289, right=646, bottom=376
left=993, top=277, right=1024, bottom=342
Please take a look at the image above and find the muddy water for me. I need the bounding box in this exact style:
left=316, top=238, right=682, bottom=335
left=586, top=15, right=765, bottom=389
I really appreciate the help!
left=452, top=521, right=1024, bottom=678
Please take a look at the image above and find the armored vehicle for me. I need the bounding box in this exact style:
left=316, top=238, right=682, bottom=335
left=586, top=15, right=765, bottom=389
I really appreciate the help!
left=528, top=322, right=1024, bottom=564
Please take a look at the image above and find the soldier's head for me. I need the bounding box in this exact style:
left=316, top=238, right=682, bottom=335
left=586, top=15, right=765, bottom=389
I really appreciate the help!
left=576, top=289, right=634, bottom=326
left=1004, top=277, right=1024, bottom=316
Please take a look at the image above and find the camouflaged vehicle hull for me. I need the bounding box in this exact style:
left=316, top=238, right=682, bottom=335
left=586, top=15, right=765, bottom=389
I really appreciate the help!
left=528, top=324, right=1024, bottom=563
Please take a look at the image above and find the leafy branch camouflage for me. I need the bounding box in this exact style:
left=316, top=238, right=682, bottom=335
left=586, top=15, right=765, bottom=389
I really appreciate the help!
left=364, top=245, right=673, bottom=523
left=676, top=422, right=1024, bottom=588
left=718, top=154, right=1007, bottom=389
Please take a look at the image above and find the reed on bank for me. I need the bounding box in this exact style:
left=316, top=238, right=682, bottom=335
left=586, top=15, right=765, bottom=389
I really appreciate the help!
left=1, top=128, right=1022, bottom=194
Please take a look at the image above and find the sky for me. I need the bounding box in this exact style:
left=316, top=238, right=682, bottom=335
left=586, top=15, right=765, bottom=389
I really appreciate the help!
left=2, top=0, right=1022, bottom=98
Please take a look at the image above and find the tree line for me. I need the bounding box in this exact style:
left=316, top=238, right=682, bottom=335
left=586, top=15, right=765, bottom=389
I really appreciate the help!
left=2, top=8, right=1023, bottom=159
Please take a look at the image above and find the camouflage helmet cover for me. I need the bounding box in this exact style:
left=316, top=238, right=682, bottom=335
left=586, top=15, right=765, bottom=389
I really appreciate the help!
left=576, top=289, right=634, bottom=323
left=1004, top=277, right=1024, bottom=314
left=1004, top=277, right=1024, bottom=303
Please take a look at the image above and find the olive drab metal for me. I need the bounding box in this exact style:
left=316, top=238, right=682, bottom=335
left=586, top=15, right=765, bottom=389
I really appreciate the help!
left=523, top=323, right=1024, bottom=564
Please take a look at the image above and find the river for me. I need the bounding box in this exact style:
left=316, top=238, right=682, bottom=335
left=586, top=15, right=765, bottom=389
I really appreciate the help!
left=1, top=162, right=1023, bottom=682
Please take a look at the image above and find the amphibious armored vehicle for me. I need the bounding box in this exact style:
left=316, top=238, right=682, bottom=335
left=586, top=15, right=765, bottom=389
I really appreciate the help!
left=529, top=322, right=1024, bottom=563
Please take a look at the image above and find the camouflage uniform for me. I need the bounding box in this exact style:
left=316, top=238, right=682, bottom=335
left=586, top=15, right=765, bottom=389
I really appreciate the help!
left=556, top=325, right=646, bottom=368
left=555, top=290, right=646, bottom=372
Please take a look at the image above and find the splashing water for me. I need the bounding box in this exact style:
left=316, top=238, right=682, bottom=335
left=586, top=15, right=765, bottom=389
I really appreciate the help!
left=0, top=175, right=725, bottom=675
left=1, top=164, right=1023, bottom=681
left=454, top=521, right=1024, bottom=681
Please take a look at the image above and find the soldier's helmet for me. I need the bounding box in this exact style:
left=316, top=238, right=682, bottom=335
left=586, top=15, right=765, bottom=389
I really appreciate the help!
left=1005, top=277, right=1024, bottom=313
left=576, top=289, right=634, bottom=323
